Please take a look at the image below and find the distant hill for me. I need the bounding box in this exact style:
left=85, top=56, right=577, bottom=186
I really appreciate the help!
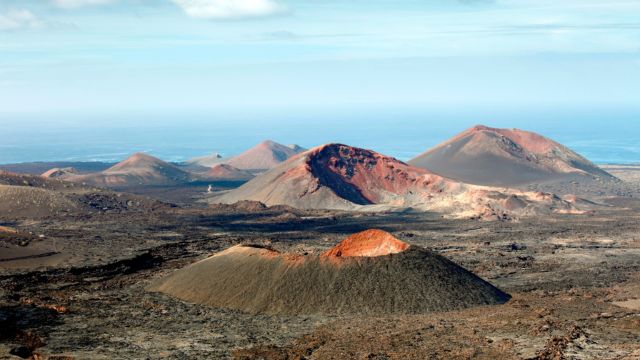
left=287, top=144, right=306, bottom=153
left=187, top=140, right=305, bottom=171
left=41, top=167, right=79, bottom=179
left=184, top=152, right=225, bottom=168
left=225, top=140, right=306, bottom=171
left=206, top=164, right=254, bottom=181
left=212, top=143, right=584, bottom=219
left=408, top=125, right=615, bottom=187
left=68, top=152, right=192, bottom=187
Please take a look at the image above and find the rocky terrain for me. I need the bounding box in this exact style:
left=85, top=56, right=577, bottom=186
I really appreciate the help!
left=0, top=192, right=638, bottom=359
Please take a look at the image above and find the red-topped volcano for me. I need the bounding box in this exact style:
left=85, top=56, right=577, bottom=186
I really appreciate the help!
left=148, top=229, right=510, bottom=315
left=408, top=125, right=614, bottom=187
left=213, top=143, right=582, bottom=219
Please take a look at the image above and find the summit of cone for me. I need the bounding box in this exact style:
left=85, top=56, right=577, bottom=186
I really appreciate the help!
left=322, top=229, right=410, bottom=257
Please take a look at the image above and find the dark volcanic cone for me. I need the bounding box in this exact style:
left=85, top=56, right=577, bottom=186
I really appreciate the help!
left=408, top=125, right=615, bottom=187
left=148, top=230, right=510, bottom=315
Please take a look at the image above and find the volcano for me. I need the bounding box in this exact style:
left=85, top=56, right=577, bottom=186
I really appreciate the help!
left=148, top=229, right=510, bottom=315
left=408, top=125, right=614, bottom=187
left=68, top=153, right=191, bottom=187
left=212, top=143, right=582, bottom=219
left=224, top=140, right=305, bottom=171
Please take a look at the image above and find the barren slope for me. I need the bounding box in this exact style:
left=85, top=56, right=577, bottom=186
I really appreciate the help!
left=409, top=125, right=614, bottom=187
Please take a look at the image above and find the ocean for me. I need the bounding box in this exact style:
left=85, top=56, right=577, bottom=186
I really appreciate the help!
left=1, top=107, right=638, bottom=165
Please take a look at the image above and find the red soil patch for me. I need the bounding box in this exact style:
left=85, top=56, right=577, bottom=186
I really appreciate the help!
left=323, top=229, right=410, bottom=257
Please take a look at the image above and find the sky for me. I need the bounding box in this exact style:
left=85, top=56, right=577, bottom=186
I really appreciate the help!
left=1, top=0, right=639, bottom=116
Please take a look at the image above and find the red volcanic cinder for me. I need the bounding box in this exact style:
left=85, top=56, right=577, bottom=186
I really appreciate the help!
left=322, top=229, right=410, bottom=257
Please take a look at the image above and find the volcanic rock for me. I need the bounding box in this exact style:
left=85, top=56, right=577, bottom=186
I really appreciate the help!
left=408, top=125, right=615, bottom=186
left=148, top=230, right=510, bottom=315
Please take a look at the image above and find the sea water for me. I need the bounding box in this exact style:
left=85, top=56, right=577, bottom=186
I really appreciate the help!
left=1, top=107, right=638, bottom=165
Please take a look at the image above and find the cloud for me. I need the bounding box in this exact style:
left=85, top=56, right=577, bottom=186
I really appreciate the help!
left=52, top=0, right=116, bottom=9
left=0, top=9, right=44, bottom=31
left=172, top=0, right=286, bottom=20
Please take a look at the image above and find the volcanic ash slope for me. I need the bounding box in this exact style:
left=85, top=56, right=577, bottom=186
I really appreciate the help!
left=212, top=143, right=583, bottom=219
left=148, top=229, right=510, bottom=315
left=408, top=125, right=615, bottom=187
